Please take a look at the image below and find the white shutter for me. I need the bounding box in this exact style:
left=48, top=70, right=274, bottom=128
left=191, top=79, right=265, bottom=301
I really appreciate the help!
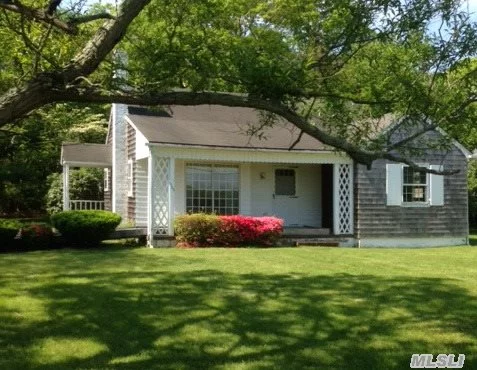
left=386, top=164, right=402, bottom=206
left=430, top=165, right=444, bottom=206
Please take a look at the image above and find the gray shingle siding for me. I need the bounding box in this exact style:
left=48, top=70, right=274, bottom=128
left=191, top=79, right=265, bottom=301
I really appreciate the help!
left=355, top=133, right=468, bottom=239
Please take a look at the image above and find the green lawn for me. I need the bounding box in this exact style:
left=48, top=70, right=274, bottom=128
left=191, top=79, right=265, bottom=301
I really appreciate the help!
left=1, top=246, right=476, bottom=370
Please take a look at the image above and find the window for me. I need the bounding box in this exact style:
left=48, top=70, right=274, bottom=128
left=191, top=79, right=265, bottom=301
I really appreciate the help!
left=186, top=164, right=239, bottom=215
left=386, top=164, right=444, bottom=206
left=104, top=168, right=110, bottom=192
left=127, top=159, right=133, bottom=197
left=275, top=169, right=296, bottom=196
left=402, top=167, right=427, bottom=203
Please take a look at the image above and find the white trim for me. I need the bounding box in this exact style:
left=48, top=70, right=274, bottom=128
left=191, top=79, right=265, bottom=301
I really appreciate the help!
left=105, top=110, right=113, bottom=145
left=349, top=165, right=354, bottom=234
left=62, top=164, right=70, bottom=211
left=333, top=164, right=339, bottom=235
left=147, top=154, right=153, bottom=246
left=104, top=168, right=110, bottom=192
left=111, top=104, right=117, bottom=213
left=127, top=159, right=133, bottom=197
left=147, top=141, right=336, bottom=154
left=358, top=237, right=468, bottom=248
left=61, top=161, right=111, bottom=168
left=149, top=145, right=352, bottom=165
left=168, top=157, right=175, bottom=236
left=124, top=116, right=150, bottom=160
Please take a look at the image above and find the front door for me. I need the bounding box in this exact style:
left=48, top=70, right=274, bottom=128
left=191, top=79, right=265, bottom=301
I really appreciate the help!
left=272, top=168, right=300, bottom=226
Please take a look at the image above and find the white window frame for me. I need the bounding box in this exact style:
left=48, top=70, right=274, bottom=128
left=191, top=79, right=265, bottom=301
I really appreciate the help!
left=104, top=168, right=110, bottom=192
left=185, top=163, right=240, bottom=215
left=127, top=159, right=133, bottom=197
left=402, top=165, right=429, bottom=206
left=386, top=163, right=444, bottom=207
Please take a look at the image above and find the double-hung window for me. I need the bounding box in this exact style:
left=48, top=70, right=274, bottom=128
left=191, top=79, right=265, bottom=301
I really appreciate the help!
left=386, top=164, right=444, bottom=206
left=402, top=167, right=427, bottom=203
left=186, top=164, right=239, bottom=215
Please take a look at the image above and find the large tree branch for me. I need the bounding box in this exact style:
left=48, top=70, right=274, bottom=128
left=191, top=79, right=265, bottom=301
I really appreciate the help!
left=49, top=87, right=458, bottom=174
left=0, top=1, right=114, bottom=35
left=0, top=0, right=151, bottom=125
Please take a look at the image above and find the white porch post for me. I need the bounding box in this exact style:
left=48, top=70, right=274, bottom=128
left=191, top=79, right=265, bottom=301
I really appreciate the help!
left=62, top=164, right=70, bottom=211
left=168, top=157, right=175, bottom=236
left=333, top=164, right=354, bottom=235
left=147, top=153, right=154, bottom=246
left=147, top=149, right=175, bottom=247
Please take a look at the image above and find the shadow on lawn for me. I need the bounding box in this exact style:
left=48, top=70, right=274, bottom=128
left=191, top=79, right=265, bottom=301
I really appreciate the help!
left=1, top=263, right=476, bottom=370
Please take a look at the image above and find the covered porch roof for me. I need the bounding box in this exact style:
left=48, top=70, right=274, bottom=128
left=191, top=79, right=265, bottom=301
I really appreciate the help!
left=61, top=143, right=112, bottom=167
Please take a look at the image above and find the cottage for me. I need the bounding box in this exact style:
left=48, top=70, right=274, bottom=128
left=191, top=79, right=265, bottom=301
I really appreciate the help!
left=61, top=104, right=471, bottom=247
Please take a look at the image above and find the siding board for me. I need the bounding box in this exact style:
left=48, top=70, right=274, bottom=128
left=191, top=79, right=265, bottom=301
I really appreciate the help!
left=356, top=131, right=468, bottom=239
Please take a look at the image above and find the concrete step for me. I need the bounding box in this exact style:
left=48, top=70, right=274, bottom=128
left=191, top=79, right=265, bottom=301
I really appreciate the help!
left=282, top=227, right=330, bottom=236
left=279, top=236, right=353, bottom=247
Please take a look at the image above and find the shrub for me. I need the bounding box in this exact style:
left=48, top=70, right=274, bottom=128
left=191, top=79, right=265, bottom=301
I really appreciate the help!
left=218, top=216, right=283, bottom=246
left=51, top=210, right=121, bottom=246
left=174, top=213, right=221, bottom=247
left=174, top=214, right=283, bottom=247
left=0, top=219, right=22, bottom=249
left=18, top=223, right=55, bottom=250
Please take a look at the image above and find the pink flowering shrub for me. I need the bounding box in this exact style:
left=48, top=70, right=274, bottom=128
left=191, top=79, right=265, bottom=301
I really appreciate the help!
left=174, top=214, right=283, bottom=247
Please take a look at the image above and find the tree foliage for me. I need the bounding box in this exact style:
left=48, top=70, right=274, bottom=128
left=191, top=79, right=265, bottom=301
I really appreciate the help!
left=0, top=0, right=476, bottom=173
left=0, top=103, right=108, bottom=214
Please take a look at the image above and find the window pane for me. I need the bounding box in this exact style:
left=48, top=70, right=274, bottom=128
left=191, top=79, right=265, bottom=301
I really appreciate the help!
left=403, top=167, right=426, bottom=184
left=403, top=185, right=426, bottom=202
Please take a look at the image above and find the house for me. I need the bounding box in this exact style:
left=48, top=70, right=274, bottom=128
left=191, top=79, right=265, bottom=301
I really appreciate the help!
left=61, top=104, right=472, bottom=247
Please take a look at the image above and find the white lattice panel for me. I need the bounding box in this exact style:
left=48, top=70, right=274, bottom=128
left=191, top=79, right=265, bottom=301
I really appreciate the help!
left=151, top=156, right=170, bottom=235
left=336, top=164, right=353, bottom=234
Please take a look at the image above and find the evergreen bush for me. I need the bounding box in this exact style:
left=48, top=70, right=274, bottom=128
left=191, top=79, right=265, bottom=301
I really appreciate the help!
left=51, top=210, right=121, bottom=246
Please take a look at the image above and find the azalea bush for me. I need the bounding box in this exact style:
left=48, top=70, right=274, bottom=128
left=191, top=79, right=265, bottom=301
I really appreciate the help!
left=174, top=213, right=221, bottom=247
left=174, top=214, right=283, bottom=247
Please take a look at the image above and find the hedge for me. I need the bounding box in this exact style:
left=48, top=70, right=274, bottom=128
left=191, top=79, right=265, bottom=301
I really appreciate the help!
left=51, top=210, right=121, bottom=245
left=0, top=219, right=22, bottom=249
left=174, top=214, right=283, bottom=247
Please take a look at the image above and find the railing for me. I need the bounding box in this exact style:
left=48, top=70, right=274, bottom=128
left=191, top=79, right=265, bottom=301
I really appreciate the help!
left=69, top=200, right=105, bottom=210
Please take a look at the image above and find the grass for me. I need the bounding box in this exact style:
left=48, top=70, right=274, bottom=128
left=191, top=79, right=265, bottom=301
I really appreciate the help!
left=0, top=245, right=476, bottom=369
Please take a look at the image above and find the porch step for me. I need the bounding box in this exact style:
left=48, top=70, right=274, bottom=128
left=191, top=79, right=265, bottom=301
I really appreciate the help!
left=279, top=236, right=353, bottom=247
left=295, top=239, right=339, bottom=247
left=282, top=227, right=330, bottom=236
left=109, top=227, right=147, bottom=239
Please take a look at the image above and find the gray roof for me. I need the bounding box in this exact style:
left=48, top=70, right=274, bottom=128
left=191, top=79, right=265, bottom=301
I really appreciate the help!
left=127, top=105, right=328, bottom=151
left=61, top=143, right=112, bottom=167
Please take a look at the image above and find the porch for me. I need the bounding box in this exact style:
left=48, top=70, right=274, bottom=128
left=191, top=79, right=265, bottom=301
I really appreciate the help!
left=143, top=146, right=354, bottom=246
left=61, top=143, right=112, bottom=211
